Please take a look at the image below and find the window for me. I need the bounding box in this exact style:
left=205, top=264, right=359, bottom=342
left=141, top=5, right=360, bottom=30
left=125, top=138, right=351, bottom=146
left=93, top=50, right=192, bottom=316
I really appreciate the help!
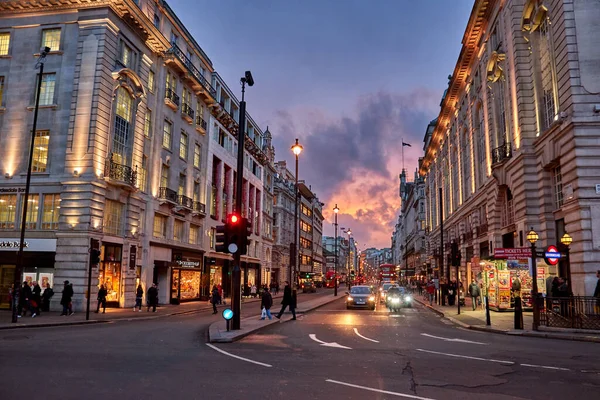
left=170, top=31, right=178, bottom=46
left=553, top=165, right=563, bottom=209
left=163, top=120, right=172, bottom=149
left=0, top=194, right=17, bottom=229
left=300, top=237, right=312, bottom=249
left=189, top=224, right=199, bottom=245
left=160, top=164, right=169, bottom=188
left=139, top=155, right=148, bottom=192
left=194, top=143, right=201, bottom=168
left=209, top=227, right=216, bottom=249
left=19, top=194, right=39, bottom=229
left=148, top=70, right=155, bottom=92
left=538, top=19, right=557, bottom=131
left=153, top=214, right=167, bottom=238
left=193, top=182, right=200, bottom=203
left=144, top=109, right=152, bottom=138
left=300, top=220, right=312, bottom=234
left=41, top=193, right=60, bottom=230
left=103, top=200, right=123, bottom=236
left=0, top=32, right=9, bottom=55
left=119, top=41, right=132, bottom=68
left=173, top=219, right=184, bottom=241
left=0, top=76, right=4, bottom=106
left=112, top=87, right=133, bottom=164
left=32, top=130, right=50, bottom=172
left=178, top=174, right=186, bottom=196
left=477, top=105, right=486, bottom=186
left=37, top=73, right=56, bottom=106
left=41, top=28, right=61, bottom=51
left=301, top=204, right=312, bottom=217
left=153, top=14, right=160, bottom=29
left=179, top=131, right=188, bottom=159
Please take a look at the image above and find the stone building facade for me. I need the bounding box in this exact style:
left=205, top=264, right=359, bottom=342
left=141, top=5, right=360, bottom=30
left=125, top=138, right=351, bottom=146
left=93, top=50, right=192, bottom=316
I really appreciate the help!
left=421, top=0, right=600, bottom=295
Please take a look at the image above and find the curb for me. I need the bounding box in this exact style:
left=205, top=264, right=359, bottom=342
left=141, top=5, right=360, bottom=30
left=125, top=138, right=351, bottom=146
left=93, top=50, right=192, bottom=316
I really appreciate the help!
left=415, top=298, right=600, bottom=343
left=208, top=295, right=345, bottom=343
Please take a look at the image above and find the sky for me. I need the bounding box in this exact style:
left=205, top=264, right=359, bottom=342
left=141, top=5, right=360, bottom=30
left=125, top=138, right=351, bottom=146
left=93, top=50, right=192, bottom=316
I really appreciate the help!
left=173, top=0, right=475, bottom=249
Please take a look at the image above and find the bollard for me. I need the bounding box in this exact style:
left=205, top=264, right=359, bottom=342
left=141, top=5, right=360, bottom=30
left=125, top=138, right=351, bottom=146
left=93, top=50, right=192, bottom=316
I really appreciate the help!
left=514, top=296, right=523, bottom=330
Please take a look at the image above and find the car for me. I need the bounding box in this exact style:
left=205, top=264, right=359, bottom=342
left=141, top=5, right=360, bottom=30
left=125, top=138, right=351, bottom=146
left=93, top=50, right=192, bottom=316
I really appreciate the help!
left=385, top=286, right=413, bottom=311
left=301, top=280, right=317, bottom=293
left=379, top=283, right=396, bottom=303
left=346, top=285, right=376, bottom=310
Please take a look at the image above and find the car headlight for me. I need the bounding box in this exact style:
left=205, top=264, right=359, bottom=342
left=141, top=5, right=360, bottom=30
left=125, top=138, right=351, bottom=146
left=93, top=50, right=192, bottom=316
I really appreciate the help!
left=391, top=298, right=400, bottom=303
left=368, top=296, right=375, bottom=302
left=347, top=296, right=353, bottom=301
left=405, top=295, right=412, bottom=302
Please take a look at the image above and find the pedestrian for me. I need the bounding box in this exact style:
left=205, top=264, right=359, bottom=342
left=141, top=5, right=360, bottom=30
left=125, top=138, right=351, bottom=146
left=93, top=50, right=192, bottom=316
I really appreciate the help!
left=594, top=270, right=600, bottom=313
left=31, top=281, right=42, bottom=317
left=147, top=283, right=158, bottom=312
left=217, top=284, right=223, bottom=304
left=42, top=284, right=54, bottom=312
left=211, top=285, right=220, bottom=314
left=60, top=280, right=74, bottom=316
left=260, top=287, right=273, bottom=320
left=134, top=284, right=143, bottom=312
left=251, top=283, right=257, bottom=298
left=448, top=280, right=457, bottom=306
left=426, top=280, right=435, bottom=306
left=468, top=279, right=481, bottom=311
left=96, top=284, right=107, bottom=313
left=275, top=281, right=296, bottom=320
left=18, top=281, right=32, bottom=317
left=275, top=282, right=280, bottom=295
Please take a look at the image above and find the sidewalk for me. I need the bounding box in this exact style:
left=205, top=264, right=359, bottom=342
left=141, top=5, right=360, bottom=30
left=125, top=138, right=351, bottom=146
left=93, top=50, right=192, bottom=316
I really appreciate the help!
left=209, top=293, right=344, bottom=343
left=0, top=292, right=282, bottom=330
left=416, top=296, right=600, bottom=343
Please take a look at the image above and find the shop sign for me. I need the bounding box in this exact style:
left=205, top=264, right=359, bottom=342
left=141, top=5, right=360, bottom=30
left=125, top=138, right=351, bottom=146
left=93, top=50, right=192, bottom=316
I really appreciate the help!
left=0, top=187, right=25, bottom=193
left=493, top=248, right=531, bottom=259
left=0, top=238, right=56, bottom=252
left=0, top=240, right=29, bottom=249
left=176, top=260, right=200, bottom=268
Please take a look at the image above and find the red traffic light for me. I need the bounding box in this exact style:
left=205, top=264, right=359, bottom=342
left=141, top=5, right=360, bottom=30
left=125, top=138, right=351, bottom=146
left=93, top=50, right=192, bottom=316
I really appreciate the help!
left=229, top=214, right=239, bottom=224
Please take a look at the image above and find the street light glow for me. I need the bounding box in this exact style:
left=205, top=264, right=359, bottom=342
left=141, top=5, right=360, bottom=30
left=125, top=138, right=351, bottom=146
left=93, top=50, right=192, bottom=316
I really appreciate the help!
left=334, top=204, right=339, bottom=214
left=560, top=232, right=572, bottom=246
left=291, top=138, right=303, bottom=156
left=526, top=227, right=538, bottom=244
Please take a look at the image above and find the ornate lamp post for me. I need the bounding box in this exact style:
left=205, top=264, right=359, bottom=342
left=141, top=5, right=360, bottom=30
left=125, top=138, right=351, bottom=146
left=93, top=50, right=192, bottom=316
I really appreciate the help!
left=291, top=139, right=303, bottom=288
left=527, top=227, right=540, bottom=331
left=560, top=232, right=572, bottom=295
left=333, top=204, right=339, bottom=296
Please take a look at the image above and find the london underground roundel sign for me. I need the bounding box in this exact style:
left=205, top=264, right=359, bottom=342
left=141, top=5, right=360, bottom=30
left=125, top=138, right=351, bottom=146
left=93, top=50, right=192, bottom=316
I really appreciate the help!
left=545, top=245, right=560, bottom=265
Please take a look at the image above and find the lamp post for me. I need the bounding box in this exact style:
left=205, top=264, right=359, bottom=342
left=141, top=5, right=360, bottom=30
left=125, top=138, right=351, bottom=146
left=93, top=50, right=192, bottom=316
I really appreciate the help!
left=560, top=232, right=572, bottom=295
left=527, top=227, right=540, bottom=331
left=333, top=204, right=339, bottom=296
left=11, top=46, right=51, bottom=323
left=346, top=228, right=352, bottom=287
left=291, top=138, right=303, bottom=288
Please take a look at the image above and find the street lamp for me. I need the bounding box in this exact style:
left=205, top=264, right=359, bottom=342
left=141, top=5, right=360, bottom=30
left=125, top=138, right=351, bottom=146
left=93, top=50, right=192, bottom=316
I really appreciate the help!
left=291, top=138, right=303, bottom=288
left=11, top=46, right=51, bottom=323
left=333, top=204, right=339, bottom=296
left=527, top=227, right=540, bottom=331
left=560, top=232, right=572, bottom=294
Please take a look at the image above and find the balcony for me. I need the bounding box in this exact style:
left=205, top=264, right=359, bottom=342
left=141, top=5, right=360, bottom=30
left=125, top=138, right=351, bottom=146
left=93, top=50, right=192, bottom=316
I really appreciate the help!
left=104, top=156, right=137, bottom=189
left=164, top=88, right=180, bottom=111
left=158, top=187, right=178, bottom=204
left=491, top=142, right=512, bottom=165
left=181, top=103, right=194, bottom=123
left=177, top=194, right=194, bottom=209
left=192, top=201, right=206, bottom=215
left=195, top=115, right=207, bottom=134
left=164, top=44, right=217, bottom=103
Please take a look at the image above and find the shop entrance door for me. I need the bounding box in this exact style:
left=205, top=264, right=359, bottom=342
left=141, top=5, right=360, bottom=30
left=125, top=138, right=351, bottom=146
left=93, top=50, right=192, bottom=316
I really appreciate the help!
left=0, top=264, right=15, bottom=309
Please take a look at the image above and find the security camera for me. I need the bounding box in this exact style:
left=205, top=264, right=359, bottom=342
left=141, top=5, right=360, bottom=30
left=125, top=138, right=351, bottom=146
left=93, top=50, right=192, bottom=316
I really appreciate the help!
left=244, top=71, right=254, bottom=87
left=41, top=46, right=51, bottom=56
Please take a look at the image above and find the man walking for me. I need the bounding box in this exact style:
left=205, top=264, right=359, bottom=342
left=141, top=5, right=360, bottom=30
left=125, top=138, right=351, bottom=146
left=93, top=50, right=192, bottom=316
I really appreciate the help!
left=468, top=279, right=481, bottom=311
left=60, top=280, right=73, bottom=316
left=275, top=281, right=296, bottom=320
left=260, top=287, right=273, bottom=320
left=147, top=283, right=158, bottom=312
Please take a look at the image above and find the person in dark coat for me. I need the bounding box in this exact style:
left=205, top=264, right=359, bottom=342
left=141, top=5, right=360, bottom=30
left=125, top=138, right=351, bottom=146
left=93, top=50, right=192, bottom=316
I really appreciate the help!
left=18, top=281, right=32, bottom=317
left=96, top=284, right=107, bottom=313
left=275, top=281, right=296, bottom=320
left=60, top=281, right=74, bottom=316
left=134, top=284, right=144, bottom=312
left=468, top=279, right=481, bottom=311
left=211, top=286, right=220, bottom=314
left=447, top=280, right=457, bottom=306
left=260, top=287, right=273, bottom=320
left=42, top=284, right=54, bottom=312
left=147, top=283, right=158, bottom=312
left=31, top=282, right=42, bottom=317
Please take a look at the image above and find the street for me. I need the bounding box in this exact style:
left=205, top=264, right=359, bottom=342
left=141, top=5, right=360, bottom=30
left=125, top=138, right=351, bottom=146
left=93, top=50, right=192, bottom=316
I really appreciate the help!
left=1, top=292, right=598, bottom=400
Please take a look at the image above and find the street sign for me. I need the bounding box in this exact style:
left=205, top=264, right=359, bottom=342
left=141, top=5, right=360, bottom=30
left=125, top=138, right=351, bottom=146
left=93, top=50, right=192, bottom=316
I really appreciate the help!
left=544, top=245, right=560, bottom=265
left=494, top=248, right=532, bottom=259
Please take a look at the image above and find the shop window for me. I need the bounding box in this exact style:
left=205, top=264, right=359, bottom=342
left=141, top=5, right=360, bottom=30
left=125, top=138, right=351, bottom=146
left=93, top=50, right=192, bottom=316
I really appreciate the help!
left=179, top=130, right=188, bottom=160
left=32, top=130, right=50, bottom=172
left=18, top=194, right=39, bottom=229
left=153, top=214, right=167, bottom=238
left=103, top=200, right=123, bottom=236
left=144, top=109, right=152, bottom=138
left=41, top=28, right=61, bottom=51
left=0, top=194, right=17, bottom=229
left=36, top=73, right=56, bottom=106
left=148, top=70, right=155, bottom=93
left=189, top=224, right=199, bottom=245
left=553, top=165, right=563, bottom=209
left=173, top=219, right=184, bottom=242
left=41, top=193, right=60, bottom=230
left=0, top=32, right=9, bottom=55
left=163, top=120, right=172, bottom=149
left=99, top=244, right=122, bottom=304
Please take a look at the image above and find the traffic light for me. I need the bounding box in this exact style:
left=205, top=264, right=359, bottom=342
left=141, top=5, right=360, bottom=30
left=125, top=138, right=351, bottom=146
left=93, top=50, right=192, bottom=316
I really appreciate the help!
left=90, top=249, right=101, bottom=265
left=226, top=213, right=242, bottom=254
left=237, top=217, right=251, bottom=255
left=451, top=241, right=461, bottom=267
left=215, top=224, right=228, bottom=253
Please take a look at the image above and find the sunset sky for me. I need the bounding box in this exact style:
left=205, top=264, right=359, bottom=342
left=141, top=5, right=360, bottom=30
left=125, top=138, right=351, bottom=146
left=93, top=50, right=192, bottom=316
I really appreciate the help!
left=173, top=0, right=474, bottom=249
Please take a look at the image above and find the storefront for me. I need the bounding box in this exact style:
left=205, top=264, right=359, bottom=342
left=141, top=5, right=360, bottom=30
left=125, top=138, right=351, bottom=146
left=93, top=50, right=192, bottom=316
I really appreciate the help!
left=242, top=261, right=261, bottom=287
left=169, top=251, right=205, bottom=304
left=98, top=243, right=123, bottom=307
left=0, top=238, right=56, bottom=309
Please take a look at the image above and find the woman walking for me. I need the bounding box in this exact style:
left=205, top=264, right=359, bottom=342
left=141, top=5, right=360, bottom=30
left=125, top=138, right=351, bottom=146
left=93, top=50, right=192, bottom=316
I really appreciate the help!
left=134, top=284, right=144, bottom=312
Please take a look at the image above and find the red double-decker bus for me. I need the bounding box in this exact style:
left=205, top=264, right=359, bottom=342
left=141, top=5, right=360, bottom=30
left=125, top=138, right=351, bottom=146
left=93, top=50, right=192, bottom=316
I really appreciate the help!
left=378, top=264, right=397, bottom=282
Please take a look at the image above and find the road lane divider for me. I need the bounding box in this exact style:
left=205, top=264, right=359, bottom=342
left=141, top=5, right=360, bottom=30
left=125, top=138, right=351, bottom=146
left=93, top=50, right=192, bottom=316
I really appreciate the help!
left=325, top=379, right=436, bottom=400
left=353, top=328, right=379, bottom=343
left=415, top=348, right=514, bottom=365
left=520, top=363, right=570, bottom=371
left=420, top=333, right=487, bottom=345
left=309, top=334, right=352, bottom=349
left=205, top=343, right=272, bottom=368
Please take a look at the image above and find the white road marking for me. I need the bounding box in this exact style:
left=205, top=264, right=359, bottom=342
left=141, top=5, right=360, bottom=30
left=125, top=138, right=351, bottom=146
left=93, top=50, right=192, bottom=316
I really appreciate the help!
left=309, top=334, right=352, bottom=349
left=353, top=328, right=379, bottom=343
left=205, top=343, right=272, bottom=368
left=326, top=379, right=436, bottom=400
left=421, top=333, right=487, bottom=345
left=416, top=348, right=514, bottom=365
left=520, top=363, right=570, bottom=371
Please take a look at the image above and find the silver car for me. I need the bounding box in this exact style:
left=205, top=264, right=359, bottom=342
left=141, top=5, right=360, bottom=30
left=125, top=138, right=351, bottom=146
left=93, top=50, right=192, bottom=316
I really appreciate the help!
left=346, top=285, right=376, bottom=310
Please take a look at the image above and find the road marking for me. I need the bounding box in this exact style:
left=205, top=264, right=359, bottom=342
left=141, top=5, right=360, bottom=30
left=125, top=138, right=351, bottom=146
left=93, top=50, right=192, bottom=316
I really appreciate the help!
left=520, top=363, right=570, bottom=371
left=421, top=333, right=487, bottom=345
left=309, top=334, right=352, bottom=349
left=416, top=348, right=514, bottom=365
left=353, top=328, right=379, bottom=343
left=205, top=343, right=272, bottom=368
left=325, top=379, right=436, bottom=400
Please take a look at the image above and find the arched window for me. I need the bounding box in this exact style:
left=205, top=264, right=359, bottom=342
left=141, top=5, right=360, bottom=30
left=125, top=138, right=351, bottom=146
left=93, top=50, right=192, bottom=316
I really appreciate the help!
left=112, top=86, right=133, bottom=165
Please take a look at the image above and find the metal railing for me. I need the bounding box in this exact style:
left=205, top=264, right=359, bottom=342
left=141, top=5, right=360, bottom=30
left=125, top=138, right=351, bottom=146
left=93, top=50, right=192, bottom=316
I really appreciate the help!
left=491, top=142, right=512, bottom=164
left=178, top=194, right=193, bottom=209
left=104, top=156, right=137, bottom=187
left=165, top=87, right=180, bottom=107
left=196, top=115, right=207, bottom=130
left=540, top=296, right=600, bottom=330
left=193, top=201, right=206, bottom=214
left=166, top=44, right=217, bottom=98
left=158, top=187, right=178, bottom=203
left=181, top=103, right=194, bottom=120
